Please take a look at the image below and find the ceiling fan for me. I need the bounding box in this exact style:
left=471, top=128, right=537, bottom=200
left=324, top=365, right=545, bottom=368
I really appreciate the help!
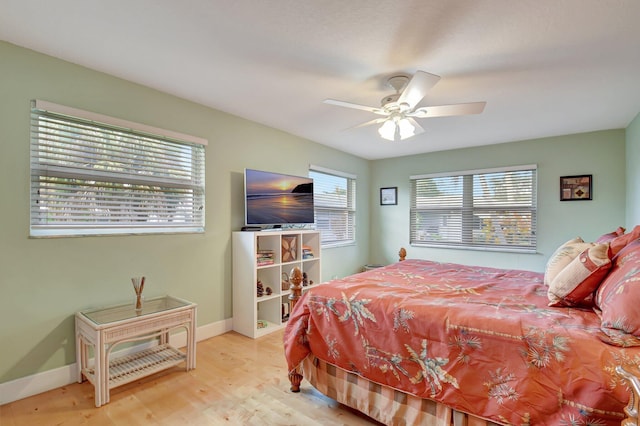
left=324, top=70, right=486, bottom=141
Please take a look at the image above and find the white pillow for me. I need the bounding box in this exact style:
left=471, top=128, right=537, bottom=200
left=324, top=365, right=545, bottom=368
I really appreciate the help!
left=547, top=243, right=611, bottom=306
left=544, top=237, right=593, bottom=286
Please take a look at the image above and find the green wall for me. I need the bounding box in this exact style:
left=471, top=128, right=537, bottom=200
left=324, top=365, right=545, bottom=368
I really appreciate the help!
left=369, top=130, right=627, bottom=271
left=1, top=40, right=636, bottom=388
left=626, top=112, right=640, bottom=226
left=0, top=41, right=370, bottom=383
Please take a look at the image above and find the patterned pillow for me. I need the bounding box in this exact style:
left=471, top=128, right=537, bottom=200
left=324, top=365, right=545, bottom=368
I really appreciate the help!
left=544, top=237, right=593, bottom=286
left=595, top=226, right=625, bottom=243
left=609, top=225, right=640, bottom=258
left=595, top=239, right=640, bottom=344
left=547, top=243, right=611, bottom=307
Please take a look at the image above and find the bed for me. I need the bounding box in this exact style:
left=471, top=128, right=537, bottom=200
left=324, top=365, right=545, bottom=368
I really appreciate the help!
left=284, top=227, right=640, bottom=425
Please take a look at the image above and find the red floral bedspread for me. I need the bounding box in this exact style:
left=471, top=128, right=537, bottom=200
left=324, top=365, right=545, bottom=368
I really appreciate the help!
left=284, top=259, right=639, bottom=425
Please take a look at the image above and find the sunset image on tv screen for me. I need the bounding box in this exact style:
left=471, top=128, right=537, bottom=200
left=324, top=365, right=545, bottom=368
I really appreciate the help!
left=245, top=169, right=314, bottom=225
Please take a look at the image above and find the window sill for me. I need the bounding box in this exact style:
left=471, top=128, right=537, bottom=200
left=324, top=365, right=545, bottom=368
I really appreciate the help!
left=321, top=241, right=356, bottom=250
left=410, top=242, right=537, bottom=254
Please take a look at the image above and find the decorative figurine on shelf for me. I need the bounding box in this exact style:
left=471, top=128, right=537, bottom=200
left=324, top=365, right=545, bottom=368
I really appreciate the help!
left=257, top=280, right=264, bottom=297
left=265, top=286, right=272, bottom=296
left=131, top=276, right=145, bottom=311
left=399, top=247, right=407, bottom=261
left=288, top=266, right=303, bottom=311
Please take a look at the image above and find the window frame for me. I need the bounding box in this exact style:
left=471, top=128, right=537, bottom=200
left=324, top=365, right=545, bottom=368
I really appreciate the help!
left=30, top=100, right=207, bottom=237
left=410, top=164, right=537, bottom=253
left=309, top=165, right=356, bottom=248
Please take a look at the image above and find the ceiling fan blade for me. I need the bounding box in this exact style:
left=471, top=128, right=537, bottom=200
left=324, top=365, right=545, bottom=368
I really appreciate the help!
left=396, top=71, right=441, bottom=110
left=348, top=118, right=388, bottom=129
left=409, top=101, right=486, bottom=118
left=323, top=99, right=386, bottom=115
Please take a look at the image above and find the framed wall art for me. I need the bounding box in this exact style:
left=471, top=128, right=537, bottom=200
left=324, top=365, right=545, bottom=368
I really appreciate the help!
left=380, top=187, right=397, bottom=205
left=560, top=175, right=592, bottom=201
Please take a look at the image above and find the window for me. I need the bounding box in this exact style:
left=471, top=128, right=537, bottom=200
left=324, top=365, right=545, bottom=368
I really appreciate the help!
left=309, top=165, right=356, bottom=247
left=30, top=100, right=206, bottom=237
left=410, top=165, right=537, bottom=252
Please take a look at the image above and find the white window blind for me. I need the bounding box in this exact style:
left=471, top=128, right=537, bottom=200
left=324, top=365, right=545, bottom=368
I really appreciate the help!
left=410, top=165, right=537, bottom=252
left=309, top=165, right=356, bottom=247
left=30, top=100, right=206, bottom=237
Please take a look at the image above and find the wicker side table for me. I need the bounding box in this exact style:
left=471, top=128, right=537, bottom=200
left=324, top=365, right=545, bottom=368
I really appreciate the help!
left=75, top=295, right=196, bottom=407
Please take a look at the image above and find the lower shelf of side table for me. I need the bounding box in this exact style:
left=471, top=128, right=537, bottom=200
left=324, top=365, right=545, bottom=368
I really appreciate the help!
left=83, top=344, right=187, bottom=389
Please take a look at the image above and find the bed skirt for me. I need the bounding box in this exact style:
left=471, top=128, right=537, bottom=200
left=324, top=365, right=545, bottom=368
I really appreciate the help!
left=301, top=355, right=505, bottom=426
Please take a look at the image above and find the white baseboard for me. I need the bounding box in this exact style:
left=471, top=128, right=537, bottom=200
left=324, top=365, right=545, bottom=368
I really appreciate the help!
left=0, top=318, right=233, bottom=405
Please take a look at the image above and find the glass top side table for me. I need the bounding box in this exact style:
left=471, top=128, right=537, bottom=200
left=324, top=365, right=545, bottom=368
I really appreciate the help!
left=81, top=295, right=190, bottom=324
left=75, top=295, right=197, bottom=407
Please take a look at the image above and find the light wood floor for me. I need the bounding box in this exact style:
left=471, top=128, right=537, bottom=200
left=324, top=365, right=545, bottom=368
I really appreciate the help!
left=1, top=330, right=381, bottom=425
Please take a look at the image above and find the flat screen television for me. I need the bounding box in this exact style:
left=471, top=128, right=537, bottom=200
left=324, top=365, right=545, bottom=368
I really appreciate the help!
left=244, top=168, right=314, bottom=226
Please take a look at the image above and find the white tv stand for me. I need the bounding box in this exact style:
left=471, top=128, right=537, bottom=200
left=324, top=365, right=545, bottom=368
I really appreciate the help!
left=232, top=229, right=321, bottom=338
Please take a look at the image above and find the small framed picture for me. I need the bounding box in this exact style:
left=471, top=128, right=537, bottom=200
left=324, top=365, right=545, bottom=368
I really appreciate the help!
left=560, top=175, right=592, bottom=201
left=380, top=187, right=397, bottom=205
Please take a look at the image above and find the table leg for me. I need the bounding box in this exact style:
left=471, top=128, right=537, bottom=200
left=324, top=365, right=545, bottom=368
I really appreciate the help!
left=82, top=341, right=88, bottom=380
left=75, top=319, right=83, bottom=384
left=188, top=311, right=196, bottom=369
left=93, top=333, right=102, bottom=407
left=100, top=338, right=109, bottom=405
left=76, top=337, right=87, bottom=383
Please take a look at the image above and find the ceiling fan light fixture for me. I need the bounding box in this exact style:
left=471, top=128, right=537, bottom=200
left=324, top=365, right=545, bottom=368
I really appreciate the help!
left=397, top=118, right=415, bottom=140
left=378, top=116, right=415, bottom=141
left=378, top=119, right=396, bottom=141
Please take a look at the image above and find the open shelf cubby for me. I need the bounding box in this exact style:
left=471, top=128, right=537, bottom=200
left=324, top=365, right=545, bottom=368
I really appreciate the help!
left=232, top=230, right=321, bottom=338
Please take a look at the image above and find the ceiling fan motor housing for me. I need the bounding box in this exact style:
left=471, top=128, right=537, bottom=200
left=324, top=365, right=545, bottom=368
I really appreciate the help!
left=387, top=75, right=409, bottom=92
left=382, top=75, right=410, bottom=111
left=381, top=93, right=400, bottom=107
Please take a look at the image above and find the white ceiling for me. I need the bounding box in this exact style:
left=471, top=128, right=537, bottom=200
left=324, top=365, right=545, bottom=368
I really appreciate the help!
left=2, top=0, right=640, bottom=160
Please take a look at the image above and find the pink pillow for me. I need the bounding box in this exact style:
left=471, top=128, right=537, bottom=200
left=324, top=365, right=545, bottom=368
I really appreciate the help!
left=547, top=243, right=611, bottom=307
left=595, top=239, right=640, bottom=343
left=595, top=226, right=625, bottom=243
left=609, top=225, right=640, bottom=258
